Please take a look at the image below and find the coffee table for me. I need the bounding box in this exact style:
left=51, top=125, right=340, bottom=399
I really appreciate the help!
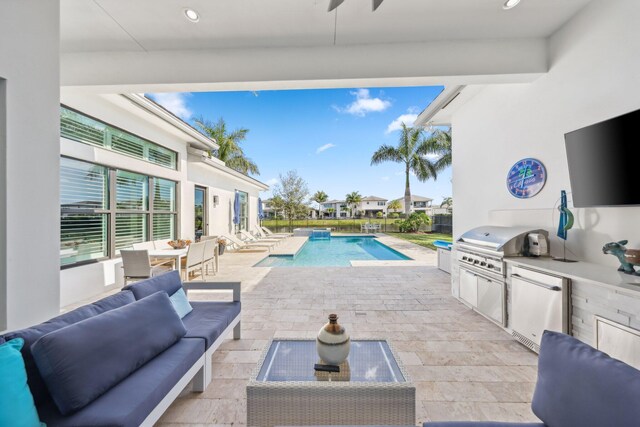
left=246, top=339, right=415, bottom=427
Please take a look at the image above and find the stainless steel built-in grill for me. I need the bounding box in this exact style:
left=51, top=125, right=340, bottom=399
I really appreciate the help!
left=454, top=226, right=549, bottom=327
left=455, top=225, right=548, bottom=277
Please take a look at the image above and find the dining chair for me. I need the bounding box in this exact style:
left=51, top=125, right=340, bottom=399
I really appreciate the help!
left=181, top=241, right=206, bottom=281
left=202, top=239, right=218, bottom=276
left=120, top=249, right=173, bottom=285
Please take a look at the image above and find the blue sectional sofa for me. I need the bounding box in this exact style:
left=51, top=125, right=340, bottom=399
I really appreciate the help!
left=424, top=331, right=640, bottom=427
left=1, top=271, right=241, bottom=427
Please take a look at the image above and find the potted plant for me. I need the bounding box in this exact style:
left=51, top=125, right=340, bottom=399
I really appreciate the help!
left=217, top=237, right=228, bottom=255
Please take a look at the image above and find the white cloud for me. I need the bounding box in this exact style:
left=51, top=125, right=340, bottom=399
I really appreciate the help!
left=335, top=89, right=391, bottom=117
left=425, top=153, right=440, bottom=160
left=381, top=176, right=390, bottom=181
left=386, top=113, right=418, bottom=134
left=316, top=143, right=336, bottom=153
left=146, top=92, right=193, bottom=120
left=266, top=178, right=278, bottom=186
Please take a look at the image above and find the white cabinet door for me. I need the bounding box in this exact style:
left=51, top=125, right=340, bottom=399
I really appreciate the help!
left=459, top=268, right=478, bottom=307
left=477, top=276, right=504, bottom=325
left=511, top=275, right=564, bottom=347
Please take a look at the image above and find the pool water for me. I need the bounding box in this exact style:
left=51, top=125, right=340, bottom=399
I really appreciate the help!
left=255, top=236, right=411, bottom=267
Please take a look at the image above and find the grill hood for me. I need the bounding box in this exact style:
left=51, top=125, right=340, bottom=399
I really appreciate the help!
left=457, top=225, right=548, bottom=253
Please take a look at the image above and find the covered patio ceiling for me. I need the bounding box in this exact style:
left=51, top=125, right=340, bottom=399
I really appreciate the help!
left=60, top=0, right=593, bottom=93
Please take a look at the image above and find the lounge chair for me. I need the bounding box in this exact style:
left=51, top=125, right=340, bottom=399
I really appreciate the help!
left=253, top=228, right=287, bottom=241
left=261, top=226, right=292, bottom=237
left=239, top=230, right=281, bottom=246
left=224, top=234, right=273, bottom=252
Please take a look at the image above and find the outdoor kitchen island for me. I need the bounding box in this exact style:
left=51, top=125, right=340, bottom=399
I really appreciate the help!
left=505, top=256, right=640, bottom=361
left=451, top=226, right=640, bottom=367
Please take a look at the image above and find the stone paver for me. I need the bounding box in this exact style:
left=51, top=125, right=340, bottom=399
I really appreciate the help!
left=156, top=234, right=540, bottom=426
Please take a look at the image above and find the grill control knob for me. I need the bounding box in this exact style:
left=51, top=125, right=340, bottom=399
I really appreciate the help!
left=487, top=264, right=494, bottom=269
left=480, top=262, right=486, bottom=267
left=473, top=260, right=479, bottom=265
left=462, top=256, right=468, bottom=261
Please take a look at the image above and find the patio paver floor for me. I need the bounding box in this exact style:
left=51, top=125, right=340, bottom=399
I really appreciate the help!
left=157, top=235, right=540, bottom=426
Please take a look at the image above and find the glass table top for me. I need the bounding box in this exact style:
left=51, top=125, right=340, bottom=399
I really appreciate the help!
left=255, top=340, right=405, bottom=383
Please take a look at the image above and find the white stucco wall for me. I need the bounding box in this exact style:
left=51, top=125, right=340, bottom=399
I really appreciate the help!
left=0, top=0, right=61, bottom=330
left=58, top=93, right=266, bottom=306
left=452, top=0, right=640, bottom=267
left=187, top=160, right=263, bottom=238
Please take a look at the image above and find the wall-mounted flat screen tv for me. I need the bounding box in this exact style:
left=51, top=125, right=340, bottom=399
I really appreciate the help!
left=565, top=109, right=640, bottom=207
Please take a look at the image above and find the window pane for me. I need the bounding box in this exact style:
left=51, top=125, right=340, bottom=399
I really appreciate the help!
left=110, top=131, right=145, bottom=158
left=148, top=145, right=177, bottom=169
left=116, top=170, right=148, bottom=210
left=61, top=214, right=108, bottom=266
left=60, top=157, right=108, bottom=210
left=115, top=214, right=148, bottom=251
left=60, top=107, right=106, bottom=147
left=153, top=214, right=175, bottom=241
left=60, top=106, right=178, bottom=170
left=153, top=178, right=176, bottom=211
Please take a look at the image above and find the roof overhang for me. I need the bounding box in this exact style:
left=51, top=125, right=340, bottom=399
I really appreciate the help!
left=414, top=85, right=485, bottom=127
left=188, top=147, right=269, bottom=191
left=122, top=93, right=218, bottom=151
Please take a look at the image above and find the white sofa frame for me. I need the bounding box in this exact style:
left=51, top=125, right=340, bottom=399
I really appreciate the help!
left=140, top=281, right=241, bottom=427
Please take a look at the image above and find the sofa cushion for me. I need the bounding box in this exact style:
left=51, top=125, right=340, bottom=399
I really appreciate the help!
left=31, top=292, right=187, bottom=415
left=1, top=290, right=135, bottom=407
left=123, top=270, right=182, bottom=300
left=0, top=338, right=45, bottom=427
left=182, top=301, right=241, bottom=349
left=532, top=330, right=640, bottom=427
left=38, top=337, right=204, bottom=427
left=424, top=423, right=545, bottom=427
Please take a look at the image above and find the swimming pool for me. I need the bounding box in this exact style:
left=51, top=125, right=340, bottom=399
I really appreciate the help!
left=255, top=236, right=411, bottom=267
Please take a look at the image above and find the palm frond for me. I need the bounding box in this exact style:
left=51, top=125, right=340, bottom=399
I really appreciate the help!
left=410, top=154, right=438, bottom=182
left=227, top=154, right=260, bottom=175
left=371, top=145, right=402, bottom=165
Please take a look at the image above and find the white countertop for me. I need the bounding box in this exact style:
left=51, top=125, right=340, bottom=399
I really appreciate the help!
left=505, top=256, right=640, bottom=294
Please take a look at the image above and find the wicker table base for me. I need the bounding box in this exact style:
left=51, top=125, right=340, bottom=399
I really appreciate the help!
left=247, top=339, right=415, bottom=427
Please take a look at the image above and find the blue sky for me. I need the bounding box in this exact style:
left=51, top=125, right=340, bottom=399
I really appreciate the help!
left=148, top=86, right=451, bottom=204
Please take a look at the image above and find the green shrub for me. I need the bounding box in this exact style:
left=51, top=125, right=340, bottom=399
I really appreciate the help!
left=395, top=212, right=431, bottom=233
left=376, top=211, right=384, bottom=218
left=388, top=212, right=399, bottom=219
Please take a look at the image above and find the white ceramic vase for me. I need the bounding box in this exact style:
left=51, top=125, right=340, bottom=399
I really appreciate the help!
left=316, top=314, right=350, bottom=365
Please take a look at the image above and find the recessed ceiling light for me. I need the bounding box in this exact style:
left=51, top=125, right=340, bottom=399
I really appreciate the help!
left=184, top=8, right=200, bottom=22
left=503, top=0, right=521, bottom=10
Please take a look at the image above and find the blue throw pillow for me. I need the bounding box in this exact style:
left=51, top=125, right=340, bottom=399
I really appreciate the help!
left=169, top=288, right=193, bottom=318
left=31, top=292, right=186, bottom=415
left=0, top=338, right=45, bottom=427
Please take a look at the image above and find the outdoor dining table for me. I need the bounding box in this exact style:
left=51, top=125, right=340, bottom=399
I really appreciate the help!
left=147, top=248, right=188, bottom=276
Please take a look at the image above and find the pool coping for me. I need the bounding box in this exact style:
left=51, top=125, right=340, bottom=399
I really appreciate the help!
left=254, top=233, right=434, bottom=267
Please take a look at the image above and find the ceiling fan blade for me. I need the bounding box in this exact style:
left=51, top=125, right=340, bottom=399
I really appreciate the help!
left=328, top=0, right=345, bottom=12
left=372, top=0, right=384, bottom=11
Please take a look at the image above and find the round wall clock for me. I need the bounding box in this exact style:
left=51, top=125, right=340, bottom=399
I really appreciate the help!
left=507, top=158, right=547, bottom=199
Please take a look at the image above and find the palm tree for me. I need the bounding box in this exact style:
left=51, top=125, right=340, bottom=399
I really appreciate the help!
left=425, top=127, right=452, bottom=172
left=387, top=199, right=402, bottom=214
left=194, top=117, right=260, bottom=175
left=345, top=191, right=362, bottom=217
left=440, top=196, right=453, bottom=209
left=371, top=123, right=437, bottom=215
left=311, top=190, right=329, bottom=218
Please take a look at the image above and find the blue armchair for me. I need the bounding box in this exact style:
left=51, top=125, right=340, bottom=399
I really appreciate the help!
left=424, top=330, right=640, bottom=427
